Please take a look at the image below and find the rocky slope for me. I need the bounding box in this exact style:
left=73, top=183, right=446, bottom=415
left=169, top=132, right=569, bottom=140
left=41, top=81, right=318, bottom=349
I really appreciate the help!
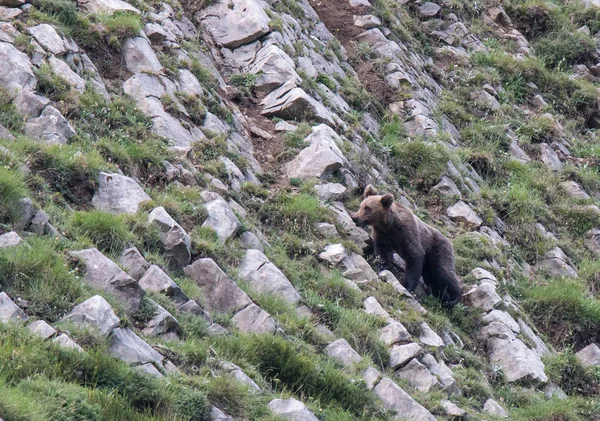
left=1, top=0, right=600, bottom=419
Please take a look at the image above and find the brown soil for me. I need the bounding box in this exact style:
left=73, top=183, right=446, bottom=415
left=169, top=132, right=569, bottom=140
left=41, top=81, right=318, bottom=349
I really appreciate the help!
left=86, top=41, right=132, bottom=82
left=308, top=0, right=393, bottom=107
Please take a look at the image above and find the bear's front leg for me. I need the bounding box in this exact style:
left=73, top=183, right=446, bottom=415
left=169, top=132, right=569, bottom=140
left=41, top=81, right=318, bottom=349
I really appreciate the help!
left=403, top=255, right=425, bottom=292
left=373, top=237, right=394, bottom=272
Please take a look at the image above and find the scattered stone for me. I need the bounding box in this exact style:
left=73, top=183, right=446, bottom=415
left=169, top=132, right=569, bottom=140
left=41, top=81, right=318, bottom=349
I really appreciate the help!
left=374, top=378, right=436, bottom=421
left=268, top=398, right=319, bottom=421
left=92, top=172, right=150, bottom=215
left=148, top=207, right=191, bottom=268
left=560, top=180, right=590, bottom=200
left=0, top=231, right=22, bottom=248
left=364, top=296, right=392, bottom=321
left=483, top=398, right=508, bottom=418
left=419, top=2, right=441, bottom=17
left=389, top=343, right=423, bottom=369
left=315, top=183, right=347, bottom=201
left=62, top=295, right=119, bottom=336
left=395, top=358, right=439, bottom=392
left=139, top=265, right=188, bottom=304
left=419, top=322, right=444, bottom=348
left=472, top=267, right=497, bottom=284
left=142, top=302, right=179, bottom=337
left=420, top=353, right=460, bottom=395
left=324, top=339, right=362, bottom=366
left=108, top=327, right=163, bottom=366
left=544, top=383, right=568, bottom=400
left=238, top=249, right=301, bottom=304
left=29, top=209, right=49, bottom=234
left=202, top=198, right=241, bottom=243
left=120, top=247, right=150, bottom=280
left=217, top=360, right=261, bottom=392
left=315, top=222, right=339, bottom=237
left=0, top=42, right=37, bottom=98
left=362, top=366, right=381, bottom=390
left=210, top=406, right=234, bottom=421
left=261, top=82, right=335, bottom=126
left=123, top=37, right=163, bottom=74
left=575, top=343, right=600, bottom=367
left=540, top=143, right=563, bottom=171
left=584, top=229, right=600, bottom=255
left=509, top=140, right=531, bottom=163
left=481, top=310, right=520, bottom=333
left=78, top=0, right=141, bottom=15
left=239, top=231, right=263, bottom=252
left=27, top=320, right=57, bottom=339
left=137, top=362, right=163, bottom=377
left=53, top=334, right=83, bottom=352
left=441, top=400, right=466, bottom=418
left=28, top=24, right=66, bottom=55
left=319, top=243, right=348, bottom=266
left=462, top=283, right=501, bottom=311
left=14, top=90, right=51, bottom=118
left=537, top=247, right=578, bottom=278
left=353, top=15, right=381, bottom=29
left=24, top=106, right=76, bottom=145
left=379, top=322, right=411, bottom=346
left=199, top=0, right=271, bottom=48
left=0, top=292, right=29, bottom=323
left=469, top=90, right=500, bottom=111
left=69, top=248, right=144, bottom=315
left=447, top=201, right=482, bottom=229
left=0, top=6, right=21, bottom=19
left=431, top=176, right=461, bottom=198
left=231, top=303, right=277, bottom=334
left=48, top=55, right=86, bottom=92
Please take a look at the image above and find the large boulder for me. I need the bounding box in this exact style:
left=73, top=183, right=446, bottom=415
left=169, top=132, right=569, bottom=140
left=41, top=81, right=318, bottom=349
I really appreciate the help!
left=24, top=106, right=76, bottom=145
left=78, top=0, right=141, bottom=15
left=462, top=283, right=501, bottom=311
left=230, top=303, right=277, bottom=334
left=447, top=201, right=482, bottom=229
left=390, top=343, right=423, bottom=369
left=395, top=358, right=439, bottom=392
left=374, top=378, right=436, bottom=421
left=61, top=295, right=120, bottom=336
left=284, top=124, right=347, bottom=180
left=0, top=42, right=36, bottom=98
left=261, top=82, right=335, bottom=126
left=184, top=258, right=252, bottom=313
left=268, top=398, right=319, bottom=421
left=69, top=248, right=144, bottom=315
left=202, top=198, right=241, bottom=243
left=238, top=249, right=301, bottom=304
left=148, top=207, right=191, bottom=268
left=324, top=339, right=362, bottom=366
left=48, top=56, right=86, bottom=93
left=0, top=292, right=28, bottom=323
left=199, top=0, right=271, bottom=48
left=248, top=45, right=301, bottom=94
left=92, top=172, right=151, bottom=215
left=123, top=37, right=163, bottom=74
left=28, top=24, right=66, bottom=55
left=537, top=247, right=578, bottom=278
left=108, top=327, right=164, bottom=367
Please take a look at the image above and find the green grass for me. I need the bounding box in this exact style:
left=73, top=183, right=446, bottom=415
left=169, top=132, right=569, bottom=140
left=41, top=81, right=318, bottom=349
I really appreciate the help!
left=98, top=12, right=143, bottom=41
left=0, top=88, right=25, bottom=133
left=0, top=166, right=29, bottom=223
left=33, top=63, right=73, bottom=103
left=544, top=350, right=600, bottom=396
left=70, top=210, right=135, bottom=255
left=259, top=191, right=333, bottom=234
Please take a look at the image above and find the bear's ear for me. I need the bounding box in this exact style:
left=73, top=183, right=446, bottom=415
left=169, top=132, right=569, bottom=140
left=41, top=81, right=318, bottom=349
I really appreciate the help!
left=381, top=193, right=394, bottom=208
left=364, top=184, right=378, bottom=198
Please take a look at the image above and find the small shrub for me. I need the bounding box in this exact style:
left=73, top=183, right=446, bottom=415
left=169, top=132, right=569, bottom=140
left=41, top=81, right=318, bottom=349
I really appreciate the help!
left=453, top=232, right=501, bottom=276
left=545, top=351, right=600, bottom=396
left=316, top=74, right=337, bottom=91
left=0, top=88, right=25, bottom=132
left=534, top=28, right=596, bottom=69
left=70, top=210, right=135, bottom=254
left=34, top=64, right=72, bottom=102
left=229, top=72, right=261, bottom=98
left=388, top=140, right=451, bottom=189
left=258, top=192, right=332, bottom=234
left=98, top=12, right=142, bottom=40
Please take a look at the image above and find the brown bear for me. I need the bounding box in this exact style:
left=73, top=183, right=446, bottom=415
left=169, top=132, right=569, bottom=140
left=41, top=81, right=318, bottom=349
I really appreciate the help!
left=351, top=185, right=462, bottom=308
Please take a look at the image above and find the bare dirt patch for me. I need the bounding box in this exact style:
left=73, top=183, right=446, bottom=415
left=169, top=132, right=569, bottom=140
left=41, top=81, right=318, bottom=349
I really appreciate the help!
left=85, top=42, right=132, bottom=82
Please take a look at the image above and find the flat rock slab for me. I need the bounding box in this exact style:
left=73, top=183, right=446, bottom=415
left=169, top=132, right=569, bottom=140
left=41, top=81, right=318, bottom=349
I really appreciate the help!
left=69, top=248, right=144, bottom=315
left=0, top=292, right=28, bottom=323
left=395, top=358, right=439, bottom=392
left=139, top=265, right=188, bottom=304
left=24, top=106, right=76, bottom=145
left=53, top=333, right=83, bottom=352
left=231, top=303, right=277, bottom=334
left=374, top=378, right=436, bottom=421
left=62, top=295, right=119, bottom=336
left=27, top=320, right=57, bottom=339
left=120, top=247, right=150, bottom=280
left=28, top=24, right=66, bottom=55
left=238, top=249, right=301, bottom=304
left=380, top=322, right=411, bottom=346
left=462, top=283, right=501, bottom=311
left=0, top=42, right=36, bottom=97
left=483, top=398, right=508, bottom=418
left=78, top=0, right=141, bottom=15
left=202, top=198, right=241, bottom=243
left=0, top=231, right=22, bottom=248
left=108, top=327, right=163, bottom=367
left=268, top=398, right=319, bottom=421
left=92, top=172, right=150, bottom=215
left=325, top=339, right=362, bottom=366
left=123, top=37, right=162, bottom=74
left=390, top=343, right=423, bottom=369
left=447, top=201, right=482, bottom=229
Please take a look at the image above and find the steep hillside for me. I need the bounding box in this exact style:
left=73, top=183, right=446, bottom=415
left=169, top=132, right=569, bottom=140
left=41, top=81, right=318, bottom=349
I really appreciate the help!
left=1, top=0, right=600, bottom=419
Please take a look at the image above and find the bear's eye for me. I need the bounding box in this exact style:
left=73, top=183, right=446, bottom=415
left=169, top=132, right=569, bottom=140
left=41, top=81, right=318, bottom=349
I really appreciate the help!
left=364, top=206, right=371, bottom=213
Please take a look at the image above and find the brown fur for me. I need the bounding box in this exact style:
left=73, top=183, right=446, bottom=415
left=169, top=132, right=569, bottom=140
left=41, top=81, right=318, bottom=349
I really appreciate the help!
left=352, top=185, right=462, bottom=307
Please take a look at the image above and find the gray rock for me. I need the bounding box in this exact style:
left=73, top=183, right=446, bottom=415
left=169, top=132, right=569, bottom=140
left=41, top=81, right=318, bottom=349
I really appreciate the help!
left=340, top=252, right=379, bottom=283
left=315, top=183, right=347, bottom=202
left=207, top=323, right=228, bottom=336
left=0, top=231, right=22, bottom=248
left=148, top=207, right=191, bottom=268
left=395, top=358, right=439, bottom=392
left=78, top=0, right=140, bottom=15
left=268, top=398, right=319, bottom=421
left=48, top=55, right=86, bottom=93
left=248, top=45, right=301, bottom=94
left=575, top=343, right=600, bottom=367
left=143, top=22, right=174, bottom=44
left=123, top=37, right=163, bottom=74
left=419, top=2, right=441, bottom=17
left=419, top=322, right=444, bottom=348
left=138, top=265, right=188, bottom=304
left=142, top=302, right=179, bottom=337
left=0, top=292, right=28, bottom=323
left=0, top=122, right=14, bottom=140
left=27, top=320, right=56, bottom=339
left=108, top=327, right=163, bottom=366
left=483, top=398, right=508, bottom=418
left=28, top=24, right=66, bottom=55
left=261, top=82, right=335, bottom=126
left=469, top=90, right=500, bottom=111
left=537, top=247, right=578, bottom=278
left=0, top=42, right=36, bottom=98
left=389, top=343, right=423, bottom=369
left=231, top=303, right=277, bottom=334
left=137, top=362, right=163, bottom=377
left=354, top=14, right=381, bottom=29
left=380, top=322, right=411, bottom=346
left=472, top=267, right=497, bottom=283
left=509, top=140, right=531, bottom=163
left=560, top=180, right=590, bottom=200
left=420, top=353, right=459, bottom=394
left=238, top=249, right=301, bottom=304
left=24, top=106, right=76, bottom=145
left=14, top=90, right=50, bottom=118
left=327, top=202, right=370, bottom=249
left=481, top=310, right=520, bottom=333
left=62, top=295, right=119, bottom=336
left=431, top=176, right=461, bottom=198
left=447, top=201, right=482, bottom=229
left=0, top=6, right=22, bottom=19
left=518, top=319, right=552, bottom=358
left=364, top=296, right=392, bottom=321
left=239, top=231, right=263, bottom=252
left=314, top=222, right=338, bottom=237
left=325, top=339, right=362, bottom=366
left=319, top=243, right=348, bottom=266
left=584, top=229, right=600, bottom=255
left=176, top=69, right=204, bottom=97
left=544, top=383, right=568, bottom=400
left=53, top=334, right=83, bottom=352
left=202, top=198, right=241, bottom=243
left=540, top=143, right=563, bottom=171
left=92, top=172, right=150, bottom=215
left=284, top=124, right=346, bottom=180
left=210, top=406, right=233, bottom=421
left=374, top=378, right=436, bottom=421
left=69, top=248, right=144, bottom=315
left=217, top=360, right=261, bottom=392
left=362, top=366, right=381, bottom=390
left=440, top=400, right=466, bottom=418
left=120, top=247, right=150, bottom=280
left=199, top=0, right=270, bottom=49
left=29, top=209, right=49, bottom=234
left=462, top=283, right=501, bottom=311
left=184, top=258, right=251, bottom=313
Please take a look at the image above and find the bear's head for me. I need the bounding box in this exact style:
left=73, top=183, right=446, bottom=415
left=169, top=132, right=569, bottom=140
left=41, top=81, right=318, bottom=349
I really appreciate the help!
left=351, top=184, right=394, bottom=228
